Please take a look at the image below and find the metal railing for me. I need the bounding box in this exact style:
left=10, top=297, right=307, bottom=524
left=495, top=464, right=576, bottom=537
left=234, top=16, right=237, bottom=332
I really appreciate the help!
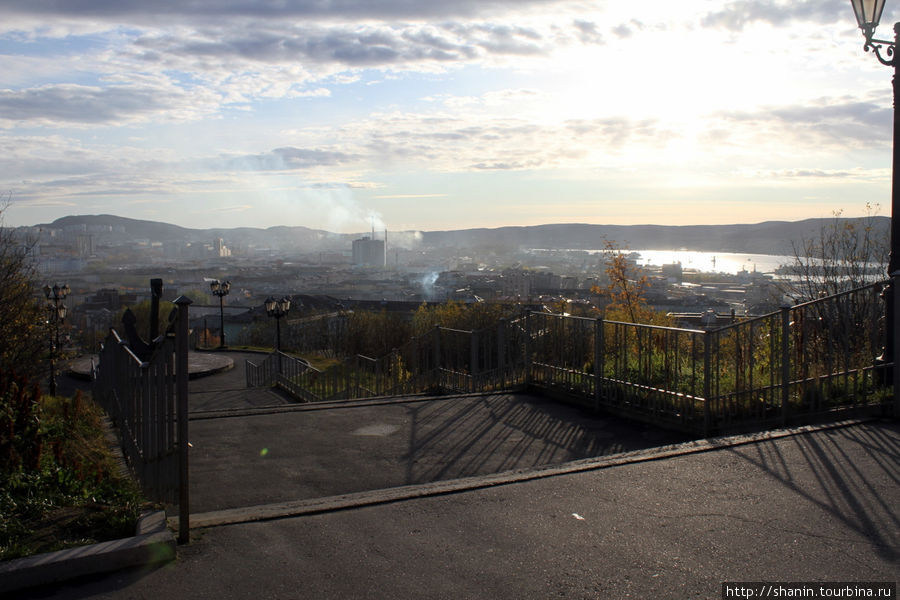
left=259, top=281, right=897, bottom=436
left=270, top=320, right=528, bottom=403
left=245, top=351, right=312, bottom=388
left=94, top=328, right=178, bottom=504
left=526, top=281, right=895, bottom=434
left=93, top=298, right=191, bottom=542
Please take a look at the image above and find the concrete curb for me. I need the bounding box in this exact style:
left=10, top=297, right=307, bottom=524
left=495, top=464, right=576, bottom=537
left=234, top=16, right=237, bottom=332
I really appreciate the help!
left=0, top=510, right=175, bottom=594
left=177, top=417, right=876, bottom=530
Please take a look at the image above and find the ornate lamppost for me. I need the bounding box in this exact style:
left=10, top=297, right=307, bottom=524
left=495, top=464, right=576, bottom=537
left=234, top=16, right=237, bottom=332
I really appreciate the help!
left=210, top=279, right=231, bottom=349
left=850, top=0, right=899, bottom=370
left=43, top=283, right=70, bottom=396
left=265, top=296, right=291, bottom=373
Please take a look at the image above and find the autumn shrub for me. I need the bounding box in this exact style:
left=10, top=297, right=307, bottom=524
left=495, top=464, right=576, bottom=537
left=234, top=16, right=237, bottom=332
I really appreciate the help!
left=0, top=370, right=143, bottom=560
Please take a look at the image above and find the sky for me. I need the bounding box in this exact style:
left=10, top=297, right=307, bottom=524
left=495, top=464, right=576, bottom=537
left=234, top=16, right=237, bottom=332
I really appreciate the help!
left=1, top=0, right=899, bottom=233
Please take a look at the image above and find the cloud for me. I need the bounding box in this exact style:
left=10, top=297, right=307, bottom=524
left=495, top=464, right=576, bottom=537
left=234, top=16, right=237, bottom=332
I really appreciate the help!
left=0, top=0, right=561, bottom=22
left=719, top=97, right=892, bottom=147
left=347, top=110, right=667, bottom=173
left=573, top=20, right=604, bottom=44
left=217, top=147, right=358, bottom=171
left=374, top=193, right=448, bottom=199
left=0, top=83, right=215, bottom=126
left=780, top=169, right=851, bottom=178
left=128, top=21, right=556, bottom=73
left=701, top=0, right=847, bottom=31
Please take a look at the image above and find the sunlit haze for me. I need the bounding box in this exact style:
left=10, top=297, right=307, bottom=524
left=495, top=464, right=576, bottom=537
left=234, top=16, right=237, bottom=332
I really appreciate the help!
left=1, top=0, right=897, bottom=232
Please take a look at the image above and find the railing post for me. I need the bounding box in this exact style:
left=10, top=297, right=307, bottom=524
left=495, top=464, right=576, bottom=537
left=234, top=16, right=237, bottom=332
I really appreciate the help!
left=140, top=363, right=152, bottom=497
left=703, top=331, right=711, bottom=437
left=497, top=319, right=506, bottom=390
left=433, top=325, right=441, bottom=388
left=524, top=312, right=533, bottom=388
left=594, top=318, right=604, bottom=412
left=780, top=305, right=791, bottom=428
left=174, top=295, right=192, bottom=544
left=470, top=330, right=479, bottom=392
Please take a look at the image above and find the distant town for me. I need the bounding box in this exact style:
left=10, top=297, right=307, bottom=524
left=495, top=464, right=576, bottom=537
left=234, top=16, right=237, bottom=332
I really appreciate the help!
left=9, top=213, right=843, bottom=353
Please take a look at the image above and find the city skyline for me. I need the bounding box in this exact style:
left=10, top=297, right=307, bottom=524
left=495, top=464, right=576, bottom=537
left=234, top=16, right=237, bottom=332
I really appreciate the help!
left=2, top=1, right=898, bottom=232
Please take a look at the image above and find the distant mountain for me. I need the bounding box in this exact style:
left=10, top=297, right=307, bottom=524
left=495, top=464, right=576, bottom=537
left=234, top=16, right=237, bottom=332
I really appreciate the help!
left=420, top=219, right=891, bottom=255
left=34, top=214, right=346, bottom=251
left=26, top=214, right=891, bottom=256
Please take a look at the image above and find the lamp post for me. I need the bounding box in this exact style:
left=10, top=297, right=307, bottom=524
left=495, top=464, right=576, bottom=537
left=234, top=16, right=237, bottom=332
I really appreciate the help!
left=265, top=296, right=291, bottom=372
left=209, top=279, right=231, bottom=349
left=43, top=283, right=70, bottom=396
left=850, top=0, right=899, bottom=370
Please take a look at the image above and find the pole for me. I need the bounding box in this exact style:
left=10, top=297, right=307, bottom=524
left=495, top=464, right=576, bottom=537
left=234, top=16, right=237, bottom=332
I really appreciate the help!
left=275, top=316, right=281, bottom=352
left=893, top=271, right=900, bottom=419
left=275, top=316, right=282, bottom=375
left=174, top=295, right=192, bottom=544
left=49, top=309, right=57, bottom=396
left=880, top=24, right=900, bottom=373
left=877, top=23, right=900, bottom=377
left=219, top=294, right=226, bottom=349
left=781, top=305, right=791, bottom=427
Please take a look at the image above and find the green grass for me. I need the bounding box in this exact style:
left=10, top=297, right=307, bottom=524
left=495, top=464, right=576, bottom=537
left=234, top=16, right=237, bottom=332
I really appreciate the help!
left=1, top=392, right=145, bottom=561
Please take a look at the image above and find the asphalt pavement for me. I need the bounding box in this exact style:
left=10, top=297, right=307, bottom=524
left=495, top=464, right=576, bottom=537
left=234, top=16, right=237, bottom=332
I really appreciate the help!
left=18, top=419, right=899, bottom=600
left=15, top=351, right=900, bottom=599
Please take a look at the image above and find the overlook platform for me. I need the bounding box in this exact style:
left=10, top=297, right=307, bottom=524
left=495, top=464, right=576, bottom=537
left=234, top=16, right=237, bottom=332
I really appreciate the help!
left=20, top=350, right=899, bottom=598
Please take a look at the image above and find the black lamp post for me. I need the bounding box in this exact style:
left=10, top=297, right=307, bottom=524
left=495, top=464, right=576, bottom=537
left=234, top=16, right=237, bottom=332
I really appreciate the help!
left=210, top=279, right=231, bottom=349
left=265, top=295, right=291, bottom=351
left=43, top=283, right=70, bottom=396
left=851, top=0, right=899, bottom=370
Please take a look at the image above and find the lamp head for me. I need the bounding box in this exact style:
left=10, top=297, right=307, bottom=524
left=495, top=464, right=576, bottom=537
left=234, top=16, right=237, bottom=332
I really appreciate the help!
left=851, top=0, right=887, bottom=43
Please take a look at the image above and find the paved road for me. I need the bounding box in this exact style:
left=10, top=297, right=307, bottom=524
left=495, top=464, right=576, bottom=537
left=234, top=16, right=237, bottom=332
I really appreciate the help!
left=20, top=420, right=900, bottom=600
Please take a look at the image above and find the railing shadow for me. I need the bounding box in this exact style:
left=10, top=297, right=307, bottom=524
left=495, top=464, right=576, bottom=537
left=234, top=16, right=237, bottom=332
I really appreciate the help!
left=723, top=421, right=900, bottom=563
left=402, top=393, right=691, bottom=486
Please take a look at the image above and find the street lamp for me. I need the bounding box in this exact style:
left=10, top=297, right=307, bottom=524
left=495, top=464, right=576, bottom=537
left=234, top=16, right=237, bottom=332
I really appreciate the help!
left=209, top=279, right=231, bottom=349
left=43, top=283, right=70, bottom=396
left=850, top=0, right=899, bottom=370
left=264, top=296, right=291, bottom=352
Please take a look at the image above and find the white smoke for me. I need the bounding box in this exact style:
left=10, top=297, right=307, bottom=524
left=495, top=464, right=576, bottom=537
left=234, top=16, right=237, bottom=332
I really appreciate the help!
left=421, top=271, right=439, bottom=300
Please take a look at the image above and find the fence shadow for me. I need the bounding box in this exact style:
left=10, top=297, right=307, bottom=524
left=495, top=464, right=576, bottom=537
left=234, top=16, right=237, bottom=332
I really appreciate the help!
left=723, top=421, right=900, bottom=563
left=401, top=394, right=692, bottom=485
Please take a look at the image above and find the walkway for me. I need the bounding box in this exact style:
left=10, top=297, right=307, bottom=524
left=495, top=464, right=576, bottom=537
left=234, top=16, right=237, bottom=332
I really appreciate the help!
left=18, top=419, right=900, bottom=599
left=187, top=392, right=692, bottom=513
